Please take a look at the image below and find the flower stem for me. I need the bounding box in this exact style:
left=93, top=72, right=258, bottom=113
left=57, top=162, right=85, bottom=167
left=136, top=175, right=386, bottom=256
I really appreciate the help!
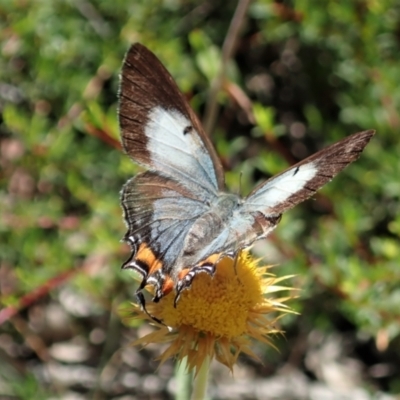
left=175, top=357, right=192, bottom=400
left=191, top=356, right=210, bottom=400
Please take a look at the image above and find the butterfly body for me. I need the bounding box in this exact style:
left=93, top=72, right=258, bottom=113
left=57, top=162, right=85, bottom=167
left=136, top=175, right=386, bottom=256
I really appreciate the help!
left=118, top=43, right=374, bottom=316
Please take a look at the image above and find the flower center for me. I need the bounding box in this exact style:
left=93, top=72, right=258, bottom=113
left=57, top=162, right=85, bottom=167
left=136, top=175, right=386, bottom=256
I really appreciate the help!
left=154, top=253, right=264, bottom=338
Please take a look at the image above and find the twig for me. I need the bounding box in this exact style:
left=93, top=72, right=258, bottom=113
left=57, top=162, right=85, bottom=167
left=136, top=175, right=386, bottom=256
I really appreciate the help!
left=202, top=0, right=252, bottom=135
left=0, top=269, right=77, bottom=326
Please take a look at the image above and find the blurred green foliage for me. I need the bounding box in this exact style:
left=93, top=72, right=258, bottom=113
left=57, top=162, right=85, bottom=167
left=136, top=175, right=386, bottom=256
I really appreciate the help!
left=1, top=0, right=400, bottom=397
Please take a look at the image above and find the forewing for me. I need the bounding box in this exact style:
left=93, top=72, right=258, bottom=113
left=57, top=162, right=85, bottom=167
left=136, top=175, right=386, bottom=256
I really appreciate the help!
left=121, top=171, right=209, bottom=274
left=119, top=43, right=225, bottom=198
left=244, top=130, right=375, bottom=215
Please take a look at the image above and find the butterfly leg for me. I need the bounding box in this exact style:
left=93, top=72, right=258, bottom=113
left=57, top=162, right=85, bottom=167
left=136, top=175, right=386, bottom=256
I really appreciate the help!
left=135, top=290, right=163, bottom=325
left=174, top=263, right=216, bottom=307
left=131, top=276, right=166, bottom=325
left=124, top=261, right=167, bottom=325
left=232, top=250, right=241, bottom=277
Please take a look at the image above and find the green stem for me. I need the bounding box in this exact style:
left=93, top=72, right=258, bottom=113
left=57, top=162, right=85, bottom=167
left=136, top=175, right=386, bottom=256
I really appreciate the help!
left=191, top=356, right=211, bottom=400
left=175, top=357, right=192, bottom=400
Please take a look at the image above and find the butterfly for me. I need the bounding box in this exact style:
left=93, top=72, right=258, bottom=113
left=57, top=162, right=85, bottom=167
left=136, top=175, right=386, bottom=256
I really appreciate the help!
left=118, top=43, right=374, bottom=319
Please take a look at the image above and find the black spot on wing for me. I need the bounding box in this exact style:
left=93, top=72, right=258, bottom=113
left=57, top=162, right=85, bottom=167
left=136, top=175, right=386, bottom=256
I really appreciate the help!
left=183, top=125, right=193, bottom=135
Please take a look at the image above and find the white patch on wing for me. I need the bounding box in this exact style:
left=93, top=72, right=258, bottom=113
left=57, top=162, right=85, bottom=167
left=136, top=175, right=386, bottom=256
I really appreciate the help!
left=247, top=162, right=318, bottom=209
left=145, top=106, right=218, bottom=193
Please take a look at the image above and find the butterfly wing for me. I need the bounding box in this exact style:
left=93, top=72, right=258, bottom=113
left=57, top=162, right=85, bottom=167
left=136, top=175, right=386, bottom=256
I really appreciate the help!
left=119, top=44, right=226, bottom=304
left=121, top=171, right=208, bottom=274
left=190, top=130, right=375, bottom=261
left=119, top=43, right=225, bottom=199
left=243, top=130, right=375, bottom=216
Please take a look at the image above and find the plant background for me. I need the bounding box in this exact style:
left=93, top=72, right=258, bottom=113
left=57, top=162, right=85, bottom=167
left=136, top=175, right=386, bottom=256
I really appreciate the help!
left=1, top=0, right=399, bottom=398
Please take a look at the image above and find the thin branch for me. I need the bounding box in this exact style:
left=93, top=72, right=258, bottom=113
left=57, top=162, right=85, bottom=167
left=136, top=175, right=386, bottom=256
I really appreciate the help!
left=202, top=0, right=252, bottom=135
left=0, top=269, right=77, bottom=326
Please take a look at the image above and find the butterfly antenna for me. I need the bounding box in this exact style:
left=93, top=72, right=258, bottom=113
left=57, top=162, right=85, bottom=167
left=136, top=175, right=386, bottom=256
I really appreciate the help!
left=238, top=171, right=243, bottom=197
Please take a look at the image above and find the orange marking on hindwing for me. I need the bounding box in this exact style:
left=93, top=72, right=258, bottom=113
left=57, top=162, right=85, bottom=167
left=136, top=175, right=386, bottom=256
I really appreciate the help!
left=136, top=243, right=163, bottom=274
left=161, top=276, right=174, bottom=296
left=199, top=253, right=221, bottom=266
left=178, top=268, right=190, bottom=280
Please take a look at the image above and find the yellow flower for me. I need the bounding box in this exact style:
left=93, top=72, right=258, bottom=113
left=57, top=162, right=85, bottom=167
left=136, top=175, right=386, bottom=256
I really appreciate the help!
left=129, top=250, right=295, bottom=373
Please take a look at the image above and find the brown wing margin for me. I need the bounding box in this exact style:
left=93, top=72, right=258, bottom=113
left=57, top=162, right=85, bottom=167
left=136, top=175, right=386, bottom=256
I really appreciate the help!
left=118, top=43, right=225, bottom=190
left=246, top=130, right=375, bottom=215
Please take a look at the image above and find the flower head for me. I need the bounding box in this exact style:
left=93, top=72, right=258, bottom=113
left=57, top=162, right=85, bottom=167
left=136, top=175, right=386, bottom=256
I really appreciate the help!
left=128, top=251, right=294, bottom=372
